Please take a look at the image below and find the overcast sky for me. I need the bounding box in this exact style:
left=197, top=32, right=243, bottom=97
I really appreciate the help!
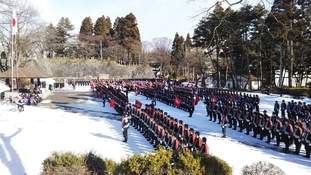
left=29, top=0, right=271, bottom=42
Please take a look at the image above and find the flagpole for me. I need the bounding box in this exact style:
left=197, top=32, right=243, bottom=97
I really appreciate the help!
left=11, top=10, right=17, bottom=93
left=11, top=28, right=14, bottom=93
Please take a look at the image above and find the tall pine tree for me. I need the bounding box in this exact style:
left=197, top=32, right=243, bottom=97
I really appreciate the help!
left=94, top=16, right=111, bottom=36
left=55, top=17, right=74, bottom=57
left=115, top=13, right=141, bottom=65
left=266, top=0, right=305, bottom=87
left=171, top=33, right=185, bottom=73
left=79, top=17, right=93, bottom=40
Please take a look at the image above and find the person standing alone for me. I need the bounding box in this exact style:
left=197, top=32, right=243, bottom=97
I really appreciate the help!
left=121, top=115, right=131, bottom=142
left=102, top=93, right=106, bottom=107
left=221, top=114, right=228, bottom=138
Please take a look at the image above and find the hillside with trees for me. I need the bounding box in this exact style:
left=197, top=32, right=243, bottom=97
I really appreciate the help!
left=0, top=0, right=310, bottom=88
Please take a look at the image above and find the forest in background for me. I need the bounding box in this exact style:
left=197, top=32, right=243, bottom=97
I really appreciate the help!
left=0, top=0, right=310, bottom=89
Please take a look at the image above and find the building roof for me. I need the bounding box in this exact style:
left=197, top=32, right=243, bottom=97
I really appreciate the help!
left=0, top=67, right=51, bottom=78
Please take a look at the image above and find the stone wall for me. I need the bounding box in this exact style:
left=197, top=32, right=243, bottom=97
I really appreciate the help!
left=25, top=59, right=155, bottom=79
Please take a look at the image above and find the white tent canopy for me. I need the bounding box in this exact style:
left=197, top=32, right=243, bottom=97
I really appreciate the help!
left=0, top=82, right=10, bottom=93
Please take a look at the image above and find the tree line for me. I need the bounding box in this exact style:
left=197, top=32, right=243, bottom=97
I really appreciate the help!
left=187, top=0, right=311, bottom=89
left=0, top=0, right=310, bottom=89
left=45, top=13, right=141, bottom=66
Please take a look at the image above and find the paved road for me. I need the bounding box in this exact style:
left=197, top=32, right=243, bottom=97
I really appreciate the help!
left=38, top=89, right=95, bottom=108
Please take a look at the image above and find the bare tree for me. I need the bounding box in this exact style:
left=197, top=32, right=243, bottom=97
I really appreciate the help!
left=0, top=0, right=45, bottom=67
left=140, top=40, right=152, bottom=66
left=151, top=37, right=172, bottom=77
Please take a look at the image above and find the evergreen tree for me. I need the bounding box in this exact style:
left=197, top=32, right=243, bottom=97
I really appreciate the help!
left=192, top=2, right=268, bottom=89
left=55, top=17, right=74, bottom=57
left=44, top=23, right=58, bottom=58
left=185, top=33, right=192, bottom=53
left=94, top=16, right=111, bottom=36
left=79, top=17, right=93, bottom=39
left=115, top=13, right=141, bottom=65
left=265, top=0, right=305, bottom=87
left=171, top=33, right=185, bottom=73
left=293, top=0, right=311, bottom=86
left=192, top=3, right=231, bottom=88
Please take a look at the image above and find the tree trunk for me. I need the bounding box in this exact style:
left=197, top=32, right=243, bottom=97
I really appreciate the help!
left=229, top=47, right=237, bottom=89
left=246, top=47, right=251, bottom=90
left=287, top=39, right=293, bottom=87
left=216, top=45, right=220, bottom=88
left=225, top=56, right=229, bottom=88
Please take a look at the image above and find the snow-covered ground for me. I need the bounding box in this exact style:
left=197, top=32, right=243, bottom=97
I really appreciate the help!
left=0, top=85, right=310, bottom=175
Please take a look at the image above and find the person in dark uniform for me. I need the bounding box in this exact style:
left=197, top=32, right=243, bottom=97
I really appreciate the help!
left=281, top=119, right=293, bottom=152
left=187, top=128, right=195, bottom=150
left=271, top=112, right=277, bottom=139
left=274, top=101, right=280, bottom=117
left=253, top=113, right=264, bottom=139
left=221, top=114, right=228, bottom=138
left=244, top=110, right=253, bottom=135
left=302, top=124, right=311, bottom=158
left=273, top=117, right=283, bottom=147
left=200, top=137, right=209, bottom=154
left=188, top=101, right=194, bottom=117
left=293, top=122, right=303, bottom=155
left=121, top=115, right=131, bottom=142
left=281, top=100, right=286, bottom=117
left=102, top=93, right=106, bottom=107
left=193, top=131, right=202, bottom=152
left=264, top=115, right=273, bottom=143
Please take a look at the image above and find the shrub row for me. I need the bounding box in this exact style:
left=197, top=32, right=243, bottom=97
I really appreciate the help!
left=41, top=151, right=117, bottom=175
left=276, top=87, right=311, bottom=98
left=41, top=147, right=232, bottom=175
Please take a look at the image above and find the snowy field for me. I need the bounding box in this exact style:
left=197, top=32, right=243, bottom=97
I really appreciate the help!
left=0, top=85, right=310, bottom=175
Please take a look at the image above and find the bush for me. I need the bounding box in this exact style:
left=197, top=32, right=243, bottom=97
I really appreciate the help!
left=41, top=151, right=118, bottom=175
left=84, top=151, right=106, bottom=175
left=116, top=147, right=232, bottom=175
left=200, top=153, right=232, bottom=175
left=277, top=87, right=310, bottom=98
left=42, top=148, right=232, bottom=175
left=103, top=158, right=118, bottom=175
left=41, top=152, right=85, bottom=174
left=172, top=71, right=178, bottom=79
left=41, top=165, right=90, bottom=175
left=242, top=161, right=285, bottom=175
left=173, top=151, right=203, bottom=175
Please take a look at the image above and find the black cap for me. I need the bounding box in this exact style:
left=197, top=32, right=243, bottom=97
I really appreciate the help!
left=263, top=110, right=267, bottom=113
left=202, top=137, right=207, bottom=142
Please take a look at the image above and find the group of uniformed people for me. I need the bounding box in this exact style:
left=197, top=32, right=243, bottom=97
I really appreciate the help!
left=204, top=89, right=311, bottom=158
left=129, top=104, right=209, bottom=154
left=92, top=80, right=209, bottom=154
left=140, top=86, right=195, bottom=113
left=93, top=79, right=311, bottom=159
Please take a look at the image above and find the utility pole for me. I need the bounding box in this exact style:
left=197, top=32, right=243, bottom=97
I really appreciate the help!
left=100, top=40, right=103, bottom=60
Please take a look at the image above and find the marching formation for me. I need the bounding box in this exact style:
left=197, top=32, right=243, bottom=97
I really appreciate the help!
left=129, top=104, right=209, bottom=153
left=91, top=79, right=311, bottom=159
left=91, top=80, right=209, bottom=154
left=204, top=90, right=311, bottom=158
